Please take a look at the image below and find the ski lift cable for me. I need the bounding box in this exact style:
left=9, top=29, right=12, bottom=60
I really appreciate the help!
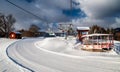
left=6, top=0, right=48, bottom=23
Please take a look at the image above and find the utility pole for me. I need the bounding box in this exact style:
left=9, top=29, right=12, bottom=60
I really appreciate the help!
left=70, top=0, right=72, bottom=11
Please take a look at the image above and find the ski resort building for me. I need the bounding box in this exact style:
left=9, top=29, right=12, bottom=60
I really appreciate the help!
left=81, top=34, right=114, bottom=52
left=77, top=27, right=90, bottom=41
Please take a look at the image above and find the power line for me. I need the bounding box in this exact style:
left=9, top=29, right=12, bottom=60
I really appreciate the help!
left=6, top=0, right=48, bottom=23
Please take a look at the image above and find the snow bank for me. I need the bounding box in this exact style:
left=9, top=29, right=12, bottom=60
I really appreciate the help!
left=35, top=37, right=78, bottom=52
left=38, top=38, right=68, bottom=51
left=35, top=37, right=119, bottom=58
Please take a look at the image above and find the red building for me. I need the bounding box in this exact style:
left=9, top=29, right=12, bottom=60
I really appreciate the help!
left=9, top=32, right=22, bottom=39
left=77, top=27, right=90, bottom=41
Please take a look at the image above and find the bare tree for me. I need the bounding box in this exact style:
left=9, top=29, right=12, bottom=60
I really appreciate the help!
left=0, top=13, right=16, bottom=37
left=106, top=28, right=115, bottom=34
left=28, top=24, right=41, bottom=37
left=29, top=24, right=40, bottom=33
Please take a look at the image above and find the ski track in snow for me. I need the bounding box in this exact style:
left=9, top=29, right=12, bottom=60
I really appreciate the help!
left=1, top=37, right=120, bottom=72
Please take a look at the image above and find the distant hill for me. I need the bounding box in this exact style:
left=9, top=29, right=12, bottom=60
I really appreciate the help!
left=114, top=28, right=120, bottom=33
left=114, top=28, right=120, bottom=41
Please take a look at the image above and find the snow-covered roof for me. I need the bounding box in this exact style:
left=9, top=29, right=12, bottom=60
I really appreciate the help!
left=82, top=33, right=113, bottom=38
left=11, top=31, right=21, bottom=34
left=77, top=27, right=90, bottom=30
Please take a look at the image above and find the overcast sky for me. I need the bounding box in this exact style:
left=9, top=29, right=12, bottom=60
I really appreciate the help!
left=0, top=0, right=120, bottom=30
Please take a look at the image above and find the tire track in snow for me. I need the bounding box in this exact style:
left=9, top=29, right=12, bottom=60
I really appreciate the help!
left=6, top=40, right=35, bottom=72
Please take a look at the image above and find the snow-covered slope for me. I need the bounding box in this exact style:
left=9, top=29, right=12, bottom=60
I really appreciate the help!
left=6, top=37, right=120, bottom=72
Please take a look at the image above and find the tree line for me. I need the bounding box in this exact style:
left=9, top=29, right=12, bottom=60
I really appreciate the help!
left=0, top=13, right=119, bottom=39
left=89, top=25, right=114, bottom=34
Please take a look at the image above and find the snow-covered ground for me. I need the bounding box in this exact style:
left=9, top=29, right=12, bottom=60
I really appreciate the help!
left=0, top=37, right=120, bottom=72
left=0, top=38, right=30, bottom=72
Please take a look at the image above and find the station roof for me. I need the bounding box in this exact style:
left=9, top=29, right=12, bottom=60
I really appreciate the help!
left=82, top=33, right=113, bottom=38
left=77, top=27, right=90, bottom=30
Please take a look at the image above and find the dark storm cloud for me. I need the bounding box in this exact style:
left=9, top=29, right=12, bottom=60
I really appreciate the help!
left=0, top=0, right=82, bottom=30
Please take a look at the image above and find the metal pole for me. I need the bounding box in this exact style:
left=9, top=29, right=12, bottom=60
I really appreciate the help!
left=70, top=0, right=72, bottom=14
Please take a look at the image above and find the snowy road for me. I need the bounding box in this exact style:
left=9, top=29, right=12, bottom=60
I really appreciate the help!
left=0, top=38, right=30, bottom=72
left=7, top=38, right=120, bottom=72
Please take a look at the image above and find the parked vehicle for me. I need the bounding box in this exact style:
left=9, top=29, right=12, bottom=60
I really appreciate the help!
left=44, top=32, right=56, bottom=37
